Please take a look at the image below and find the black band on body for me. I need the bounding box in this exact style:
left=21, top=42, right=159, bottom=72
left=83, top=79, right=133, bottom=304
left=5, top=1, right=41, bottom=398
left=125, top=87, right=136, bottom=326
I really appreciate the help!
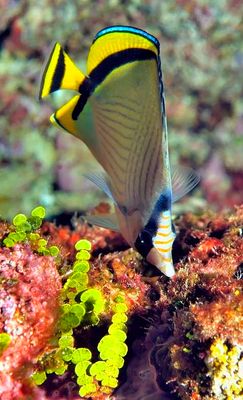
left=90, top=48, right=157, bottom=86
left=144, top=190, right=172, bottom=237
left=135, top=230, right=153, bottom=257
left=135, top=191, right=172, bottom=257
left=72, top=94, right=90, bottom=120
left=72, top=78, right=95, bottom=120
left=72, top=48, right=157, bottom=120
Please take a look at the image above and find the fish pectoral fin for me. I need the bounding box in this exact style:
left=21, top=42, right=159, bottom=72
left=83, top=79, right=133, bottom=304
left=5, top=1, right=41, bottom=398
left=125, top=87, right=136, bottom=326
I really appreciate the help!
left=39, top=42, right=87, bottom=99
left=84, top=172, right=116, bottom=203
left=84, top=213, right=120, bottom=232
left=172, top=167, right=200, bottom=203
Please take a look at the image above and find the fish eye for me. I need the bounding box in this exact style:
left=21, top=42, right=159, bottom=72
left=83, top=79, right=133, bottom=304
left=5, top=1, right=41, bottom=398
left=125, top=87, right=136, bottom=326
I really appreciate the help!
left=134, top=230, right=153, bottom=257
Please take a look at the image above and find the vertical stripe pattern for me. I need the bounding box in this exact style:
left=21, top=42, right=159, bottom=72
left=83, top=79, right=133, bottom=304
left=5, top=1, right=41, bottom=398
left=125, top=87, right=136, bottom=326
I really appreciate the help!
left=92, top=58, right=164, bottom=219
left=153, top=210, right=175, bottom=265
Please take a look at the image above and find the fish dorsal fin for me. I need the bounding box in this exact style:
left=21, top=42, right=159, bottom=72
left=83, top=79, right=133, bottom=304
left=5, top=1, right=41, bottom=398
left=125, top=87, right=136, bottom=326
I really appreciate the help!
left=85, top=213, right=120, bottom=232
left=84, top=172, right=115, bottom=203
left=87, top=26, right=159, bottom=75
left=172, top=167, right=200, bottom=203
left=39, top=42, right=86, bottom=99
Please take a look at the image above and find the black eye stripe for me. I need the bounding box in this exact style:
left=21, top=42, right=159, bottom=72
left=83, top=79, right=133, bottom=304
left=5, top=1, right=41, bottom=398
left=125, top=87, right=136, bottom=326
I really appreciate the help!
left=134, top=230, right=153, bottom=257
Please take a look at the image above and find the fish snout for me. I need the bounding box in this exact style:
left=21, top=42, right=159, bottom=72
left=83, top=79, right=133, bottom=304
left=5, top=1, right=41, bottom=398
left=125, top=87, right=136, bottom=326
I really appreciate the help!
left=146, top=247, right=175, bottom=278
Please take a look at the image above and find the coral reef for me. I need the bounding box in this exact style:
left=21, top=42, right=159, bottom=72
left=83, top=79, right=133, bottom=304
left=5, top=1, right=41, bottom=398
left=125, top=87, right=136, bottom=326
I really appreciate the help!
left=0, top=206, right=149, bottom=399
left=135, top=205, right=243, bottom=400
left=0, top=205, right=242, bottom=399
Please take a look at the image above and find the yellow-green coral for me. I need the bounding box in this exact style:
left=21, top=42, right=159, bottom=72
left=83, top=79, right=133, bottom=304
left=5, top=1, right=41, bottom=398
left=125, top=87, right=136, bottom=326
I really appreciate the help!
left=75, top=298, right=128, bottom=397
left=32, top=237, right=128, bottom=398
left=0, top=333, right=11, bottom=356
left=3, top=206, right=59, bottom=257
left=6, top=209, right=128, bottom=397
left=205, top=338, right=243, bottom=400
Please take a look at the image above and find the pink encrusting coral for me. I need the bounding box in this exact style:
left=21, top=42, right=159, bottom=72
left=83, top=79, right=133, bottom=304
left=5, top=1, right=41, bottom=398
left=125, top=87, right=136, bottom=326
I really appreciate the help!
left=0, top=244, right=62, bottom=399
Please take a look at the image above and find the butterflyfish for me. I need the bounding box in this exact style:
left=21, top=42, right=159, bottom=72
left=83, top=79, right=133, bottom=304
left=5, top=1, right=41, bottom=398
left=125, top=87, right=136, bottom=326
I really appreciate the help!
left=39, top=25, right=199, bottom=277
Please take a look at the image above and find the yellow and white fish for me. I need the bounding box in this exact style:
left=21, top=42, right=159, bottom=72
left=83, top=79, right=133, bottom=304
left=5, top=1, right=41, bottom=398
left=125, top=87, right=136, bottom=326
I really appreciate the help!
left=39, top=25, right=199, bottom=277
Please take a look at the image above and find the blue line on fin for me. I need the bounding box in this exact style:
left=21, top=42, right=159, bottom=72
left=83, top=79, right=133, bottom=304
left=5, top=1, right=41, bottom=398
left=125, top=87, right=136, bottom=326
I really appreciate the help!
left=94, top=25, right=159, bottom=48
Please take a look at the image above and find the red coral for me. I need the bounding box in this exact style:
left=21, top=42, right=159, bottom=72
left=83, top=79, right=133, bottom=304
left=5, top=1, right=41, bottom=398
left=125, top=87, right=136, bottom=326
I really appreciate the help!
left=41, top=220, right=127, bottom=265
left=190, top=237, right=224, bottom=261
left=191, top=293, right=243, bottom=345
left=0, top=244, right=61, bottom=399
left=88, top=250, right=150, bottom=314
left=188, top=234, right=242, bottom=279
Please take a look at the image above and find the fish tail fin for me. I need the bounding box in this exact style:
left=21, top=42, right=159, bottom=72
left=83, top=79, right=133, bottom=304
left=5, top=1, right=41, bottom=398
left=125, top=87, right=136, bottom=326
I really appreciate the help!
left=39, top=42, right=86, bottom=99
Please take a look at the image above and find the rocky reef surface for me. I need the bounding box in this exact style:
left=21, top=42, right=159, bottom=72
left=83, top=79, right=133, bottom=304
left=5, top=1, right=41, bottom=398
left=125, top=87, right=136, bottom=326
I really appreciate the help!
left=0, top=0, right=242, bottom=218
left=0, top=205, right=242, bottom=400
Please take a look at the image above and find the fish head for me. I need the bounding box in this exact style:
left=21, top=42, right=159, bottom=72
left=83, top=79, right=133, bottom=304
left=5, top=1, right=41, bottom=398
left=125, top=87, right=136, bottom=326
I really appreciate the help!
left=134, top=228, right=176, bottom=278
left=146, top=243, right=175, bottom=277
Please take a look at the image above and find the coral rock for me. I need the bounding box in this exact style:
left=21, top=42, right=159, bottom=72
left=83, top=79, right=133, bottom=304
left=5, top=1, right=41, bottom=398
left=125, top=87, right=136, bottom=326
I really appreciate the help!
left=0, top=244, right=61, bottom=399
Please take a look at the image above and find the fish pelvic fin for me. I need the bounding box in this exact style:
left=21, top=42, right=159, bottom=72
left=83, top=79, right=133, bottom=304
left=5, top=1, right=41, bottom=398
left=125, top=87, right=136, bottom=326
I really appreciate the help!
left=172, top=167, right=200, bottom=203
left=39, top=42, right=87, bottom=99
left=84, top=171, right=116, bottom=204
left=85, top=213, right=120, bottom=232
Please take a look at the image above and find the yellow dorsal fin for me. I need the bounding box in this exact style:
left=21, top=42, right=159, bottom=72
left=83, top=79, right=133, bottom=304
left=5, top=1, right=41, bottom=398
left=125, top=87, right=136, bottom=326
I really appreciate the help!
left=39, top=43, right=86, bottom=99
left=87, top=31, right=158, bottom=75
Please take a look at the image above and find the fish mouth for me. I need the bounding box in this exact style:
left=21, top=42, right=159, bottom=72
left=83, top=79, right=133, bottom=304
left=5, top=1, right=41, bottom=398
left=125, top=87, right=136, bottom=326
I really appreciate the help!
left=146, top=248, right=175, bottom=278
left=159, top=263, right=175, bottom=278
